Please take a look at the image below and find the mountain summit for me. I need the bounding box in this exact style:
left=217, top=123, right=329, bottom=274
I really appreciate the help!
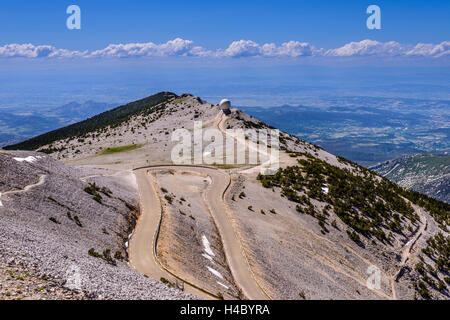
left=1, top=92, right=449, bottom=300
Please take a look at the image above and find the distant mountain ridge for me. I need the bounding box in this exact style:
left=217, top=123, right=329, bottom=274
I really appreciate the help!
left=240, top=97, right=450, bottom=166
left=46, top=100, right=116, bottom=120
left=4, top=92, right=176, bottom=151
left=371, top=154, right=450, bottom=203
left=0, top=101, right=116, bottom=147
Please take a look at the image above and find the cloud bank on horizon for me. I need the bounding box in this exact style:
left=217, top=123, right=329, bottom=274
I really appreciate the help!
left=0, top=38, right=449, bottom=60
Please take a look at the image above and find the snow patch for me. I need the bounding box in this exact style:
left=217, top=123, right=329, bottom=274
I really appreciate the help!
left=202, top=235, right=215, bottom=257
left=207, top=266, right=224, bottom=280
left=217, top=281, right=229, bottom=289
left=13, top=156, right=38, bottom=163
left=321, top=186, right=329, bottom=194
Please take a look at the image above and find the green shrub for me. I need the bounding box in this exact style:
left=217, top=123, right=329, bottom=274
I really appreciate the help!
left=114, top=251, right=123, bottom=260
left=164, top=195, right=173, bottom=204
left=49, top=217, right=61, bottom=224
left=74, top=216, right=83, bottom=227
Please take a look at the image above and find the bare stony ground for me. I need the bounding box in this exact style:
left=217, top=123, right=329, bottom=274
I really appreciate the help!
left=2, top=93, right=448, bottom=300
left=0, top=150, right=193, bottom=300
left=0, top=259, right=86, bottom=300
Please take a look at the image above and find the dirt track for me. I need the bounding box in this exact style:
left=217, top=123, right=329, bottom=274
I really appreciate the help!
left=128, top=166, right=268, bottom=300
left=128, top=113, right=269, bottom=299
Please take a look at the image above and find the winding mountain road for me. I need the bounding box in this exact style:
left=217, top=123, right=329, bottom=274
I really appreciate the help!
left=129, top=165, right=268, bottom=300
left=128, top=113, right=270, bottom=299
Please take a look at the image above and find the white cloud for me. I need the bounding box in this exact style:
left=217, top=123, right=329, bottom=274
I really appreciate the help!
left=261, top=41, right=318, bottom=57
left=0, top=39, right=448, bottom=60
left=406, top=41, right=450, bottom=58
left=222, top=40, right=261, bottom=57
left=0, top=43, right=87, bottom=58
left=89, top=38, right=210, bottom=58
left=325, top=39, right=408, bottom=57
left=220, top=40, right=318, bottom=58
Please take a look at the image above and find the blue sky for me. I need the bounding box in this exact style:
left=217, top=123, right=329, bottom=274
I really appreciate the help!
left=0, top=1, right=449, bottom=107
left=1, top=0, right=449, bottom=50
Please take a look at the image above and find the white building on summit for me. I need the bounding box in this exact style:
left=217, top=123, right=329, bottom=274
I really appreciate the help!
left=219, top=99, right=231, bottom=115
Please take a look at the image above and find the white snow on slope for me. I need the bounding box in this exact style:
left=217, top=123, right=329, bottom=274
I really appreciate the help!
left=217, top=281, right=229, bottom=289
left=13, top=156, right=38, bottom=163
left=202, top=235, right=215, bottom=257
left=207, top=266, right=224, bottom=280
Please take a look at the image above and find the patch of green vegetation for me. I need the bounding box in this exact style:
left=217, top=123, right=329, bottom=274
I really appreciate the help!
left=257, top=153, right=432, bottom=244
left=160, top=277, right=176, bottom=288
left=234, top=113, right=275, bottom=130
left=414, top=232, right=449, bottom=299
left=114, top=251, right=123, bottom=261
left=49, top=217, right=61, bottom=224
left=415, top=280, right=432, bottom=299
left=84, top=183, right=100, bottom=195
left=298, top=290, right=306, bottom=300
left=211, top=163, right=241, bottom=170
left=172, top=97, right=189, bottom=105
left=73, top=215, right=83, bottom=227
left=164, top=195, right=173, bottom=204
left=88, top=248, right=117, bottom=266
left=99, top=144, right=144, bottom=155
left=84, top=182, right=112, bottom=204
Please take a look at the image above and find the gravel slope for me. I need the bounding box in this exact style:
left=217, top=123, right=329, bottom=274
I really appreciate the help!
left=0, top=151, right=193, bottom=300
